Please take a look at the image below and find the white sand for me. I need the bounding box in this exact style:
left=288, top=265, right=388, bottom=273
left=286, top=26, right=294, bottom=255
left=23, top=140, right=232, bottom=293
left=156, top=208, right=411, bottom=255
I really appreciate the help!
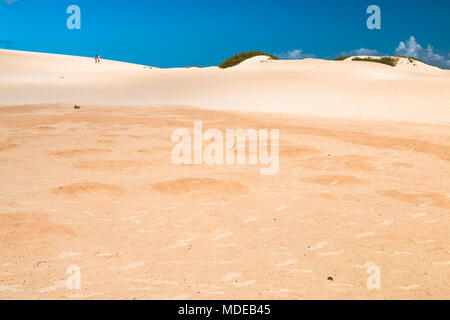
left=1, top=49, right=449, bottom=123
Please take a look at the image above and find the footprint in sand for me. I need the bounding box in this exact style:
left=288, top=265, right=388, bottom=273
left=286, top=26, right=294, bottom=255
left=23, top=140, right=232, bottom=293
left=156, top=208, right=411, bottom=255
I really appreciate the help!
left=202, top=290, right=225, bottom=296
left=317, top=251, right=344, bottom=256
left=276, top=259, right=298, bottom=267
left=307, top=241, right=329, bottom=251
left=67, top=292, right=104, bottom=299
left=432, top=261, right=450, bottom=266
left=298, top=269, right=314, bottom=274
left=233, top=280, right=256, bottom=288
left=380, top=219, right=393, bottom=226
left=215, top=243, right=237, bottom=247
left=199, top=284, right=222, bottom=289
left=201, top=202, right=219, bottom=207
left=53, top=182, right=124, bottom=197
left=259, top=227, right=279, bottom=232
left=221, top=272, right=242, bottom=282
left=243, top=217, right=259, bottom=223
left=172, top=294, right=191, bottom=300
left=96, top=252, right=119, bottom=258
left=157, top=241, right=189, bottom=251
left=417, top=239, right=435, bottom=244
left=161, top=206, right=178, bottom=211
left=50, top=149, right=111, bottom=158
left=120, top=261, right=145, bottom=270
left=395, top=285, right=419, bottom=290
left=211, top=232, right=233, bottom=241
left=74, top=160, right=152, bottom=171
left=121, top=216, right=140, bottom=225
left=156, top=234, right=196, bottom=251
left=302, top=175, right=367, bottom=186
left=152, top=178, right=246, bottom=196
left=127, top=287, right=152, bottom=292
left=356, top=262, right=376, bottom=268
left=330, top=283, right=353, bottom=288
left=393, top=251, right=414, bottom=255
left=153, top=280, right=178, bottom=286
left=410, top=213, right=427, bottom=218
left=40, top=281, right=67, bottom=294
left=356, top=232, right=375, bottom=239
left=138, top=230, right=155, bottom=233
left=0, top=285, right=23, bottom=293
left=58, top=252, right=83, bottom=259
left=274, top=251, right=290, bottom=256
left=128, top=278, right=150, bottom=284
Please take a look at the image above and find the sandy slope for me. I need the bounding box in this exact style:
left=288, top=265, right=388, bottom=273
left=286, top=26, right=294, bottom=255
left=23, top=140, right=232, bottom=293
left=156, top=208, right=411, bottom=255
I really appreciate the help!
left=0, top=50, right=449, bottom=300
left=0, top=104, right=449, bottom=299
left=1, top=49, right=449, bottom=123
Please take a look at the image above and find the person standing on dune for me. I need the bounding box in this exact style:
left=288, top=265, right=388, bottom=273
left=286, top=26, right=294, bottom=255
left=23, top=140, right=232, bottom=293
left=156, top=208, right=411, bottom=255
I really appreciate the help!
left=94, top=55, right=98, bottom=63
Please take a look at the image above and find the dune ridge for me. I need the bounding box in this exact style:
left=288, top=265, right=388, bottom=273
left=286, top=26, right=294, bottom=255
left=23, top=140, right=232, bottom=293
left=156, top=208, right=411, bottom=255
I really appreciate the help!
left=1, top=49, right=449, bottom=124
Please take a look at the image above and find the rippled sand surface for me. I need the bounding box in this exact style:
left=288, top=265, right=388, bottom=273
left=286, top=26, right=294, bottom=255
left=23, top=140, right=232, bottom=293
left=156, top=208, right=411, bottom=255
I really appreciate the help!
left=1, top=105, right=449, bottom=299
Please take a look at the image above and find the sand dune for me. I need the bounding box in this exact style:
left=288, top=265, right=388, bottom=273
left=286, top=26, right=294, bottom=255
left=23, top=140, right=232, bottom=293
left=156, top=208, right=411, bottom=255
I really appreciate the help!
left=0, top=50, right=449, bottom=299
left=1, top=49, right=449, bottom=123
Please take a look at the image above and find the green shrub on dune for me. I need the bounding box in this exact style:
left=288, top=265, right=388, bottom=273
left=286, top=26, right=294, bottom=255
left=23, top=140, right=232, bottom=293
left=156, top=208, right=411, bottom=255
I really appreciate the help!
left=396, top=55, right=429, bottom=65
left=352, top=56, right=399, bottom=67
left=335, top=56, right=350, bottom=61
left=219, top=51, right=279, bottom=69
left=337, top=55, right=433, bottom=68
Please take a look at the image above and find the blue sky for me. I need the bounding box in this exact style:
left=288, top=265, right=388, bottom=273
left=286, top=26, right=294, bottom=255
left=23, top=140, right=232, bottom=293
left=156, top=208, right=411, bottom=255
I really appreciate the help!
left=1, top=0, right=449, bottom=68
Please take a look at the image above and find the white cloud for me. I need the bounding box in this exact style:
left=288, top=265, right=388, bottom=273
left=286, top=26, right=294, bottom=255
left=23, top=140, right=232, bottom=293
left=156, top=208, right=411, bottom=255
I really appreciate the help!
left=4, top=0, right=21, bottom=4
left=395, top=36, right=450, bottom=69
left=341, top=47, right=382, bottom=56
left=277, top=49, right=315, bottom=60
